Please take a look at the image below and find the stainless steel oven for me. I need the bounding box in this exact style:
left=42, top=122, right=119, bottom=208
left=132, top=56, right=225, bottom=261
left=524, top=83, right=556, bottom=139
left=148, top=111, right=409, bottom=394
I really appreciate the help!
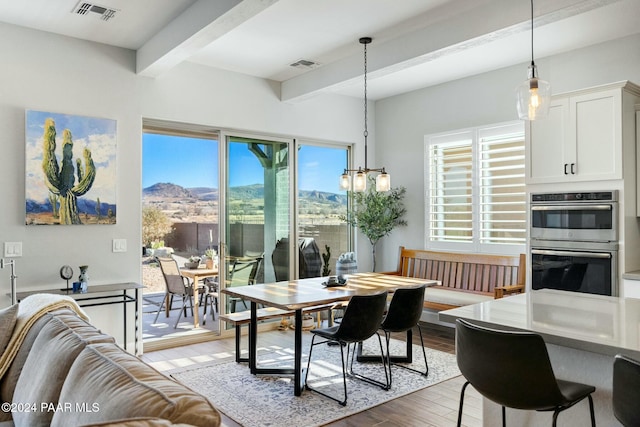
left=531, top=240, right=618, bottom=296
left=531, top=191, right=617, bottom=242
left=530, top=191, right=618, bottom=296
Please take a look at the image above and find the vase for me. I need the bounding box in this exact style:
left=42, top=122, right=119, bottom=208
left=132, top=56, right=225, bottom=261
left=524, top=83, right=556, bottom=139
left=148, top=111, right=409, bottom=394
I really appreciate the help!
left=78, top=265, right=89, bottom=292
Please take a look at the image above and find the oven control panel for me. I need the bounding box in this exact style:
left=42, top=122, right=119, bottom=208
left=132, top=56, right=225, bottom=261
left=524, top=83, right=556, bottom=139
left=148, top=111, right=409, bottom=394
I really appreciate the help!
left=531, top=191, right=617, bottom=203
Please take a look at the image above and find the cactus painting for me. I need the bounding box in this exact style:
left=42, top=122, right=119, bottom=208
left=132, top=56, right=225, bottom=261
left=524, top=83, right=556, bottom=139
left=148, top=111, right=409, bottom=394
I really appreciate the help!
left=26, top=110, right=117, bottom=225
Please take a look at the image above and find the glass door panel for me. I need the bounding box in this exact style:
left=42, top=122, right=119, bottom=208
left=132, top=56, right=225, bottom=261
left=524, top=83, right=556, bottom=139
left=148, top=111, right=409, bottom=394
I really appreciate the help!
left=223, top=136, right=290, bottom=314
left=296, top=144, right=349, bottom=278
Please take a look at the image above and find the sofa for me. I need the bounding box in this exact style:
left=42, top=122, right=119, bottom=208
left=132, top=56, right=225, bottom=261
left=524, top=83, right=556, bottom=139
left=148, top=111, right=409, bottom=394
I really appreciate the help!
left=0, top=294, right=221, bottom=427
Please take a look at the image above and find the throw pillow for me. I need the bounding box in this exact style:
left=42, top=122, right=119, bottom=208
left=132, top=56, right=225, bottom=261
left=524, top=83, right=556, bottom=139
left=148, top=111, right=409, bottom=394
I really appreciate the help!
left=0, top=304, right=18, bottom=354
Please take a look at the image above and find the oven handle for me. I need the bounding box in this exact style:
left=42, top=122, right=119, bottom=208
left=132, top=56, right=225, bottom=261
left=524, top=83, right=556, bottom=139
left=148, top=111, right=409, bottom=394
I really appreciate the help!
left=531, top=249, right=611, bottom=259
left=530, top=205, right=612, bottom=211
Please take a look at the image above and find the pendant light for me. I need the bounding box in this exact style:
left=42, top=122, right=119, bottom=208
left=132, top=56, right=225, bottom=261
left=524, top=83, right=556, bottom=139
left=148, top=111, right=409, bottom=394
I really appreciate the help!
left=516, top=0, right=551, bottom=120
left=339, top=37, right=390, bottom=192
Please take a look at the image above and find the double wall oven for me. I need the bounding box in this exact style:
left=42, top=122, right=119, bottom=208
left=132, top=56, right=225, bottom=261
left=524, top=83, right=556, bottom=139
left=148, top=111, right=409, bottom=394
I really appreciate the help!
left=530, top=191, right=618, bottom=296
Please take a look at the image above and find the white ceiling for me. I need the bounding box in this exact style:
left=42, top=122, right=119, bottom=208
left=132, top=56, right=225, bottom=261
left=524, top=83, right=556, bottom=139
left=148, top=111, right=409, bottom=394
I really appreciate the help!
left=0, top=0, right=638, bottom=101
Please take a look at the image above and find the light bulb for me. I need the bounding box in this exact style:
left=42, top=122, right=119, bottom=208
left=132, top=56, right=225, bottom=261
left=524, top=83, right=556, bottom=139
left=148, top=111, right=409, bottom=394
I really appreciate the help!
left=339, top=173, right=351, bottom=191
left=353, top=171, right=367, bottom=192
left=375, top=172, right=391, bottom=192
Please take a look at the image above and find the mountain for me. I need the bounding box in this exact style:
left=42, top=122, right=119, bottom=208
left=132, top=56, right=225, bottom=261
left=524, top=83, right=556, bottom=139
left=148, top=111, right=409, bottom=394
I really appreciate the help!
left=143, top=182, right=194, bottom=198
left=299, top=189, right=347, bottom=205
left=142, top=182, right=346, bottom=205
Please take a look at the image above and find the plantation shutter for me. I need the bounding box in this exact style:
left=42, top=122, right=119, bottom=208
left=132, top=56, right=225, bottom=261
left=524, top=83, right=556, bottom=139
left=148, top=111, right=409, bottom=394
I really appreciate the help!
left=426, top=132, right=473, bottom=243
left=478, top=124, right=526, bottom=245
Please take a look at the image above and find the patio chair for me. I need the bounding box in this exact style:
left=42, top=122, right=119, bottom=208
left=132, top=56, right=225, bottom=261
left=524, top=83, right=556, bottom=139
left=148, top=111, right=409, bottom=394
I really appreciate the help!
left=153, top=256, right=204, bottom=328
left=201, top=277, right=219, bottom=325
left=227, top=255, right=263, bottom=313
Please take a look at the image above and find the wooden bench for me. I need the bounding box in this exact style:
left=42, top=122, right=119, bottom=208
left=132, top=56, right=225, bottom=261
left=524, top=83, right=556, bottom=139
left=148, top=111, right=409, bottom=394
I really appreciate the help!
left=220, top=305, right=334, bottom=363
left=385, top=246, right=526, bottom=312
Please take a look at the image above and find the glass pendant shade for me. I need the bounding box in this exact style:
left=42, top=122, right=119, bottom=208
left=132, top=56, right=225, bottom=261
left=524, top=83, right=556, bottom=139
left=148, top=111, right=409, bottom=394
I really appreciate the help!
left=339, top=173, right=351, bottom=191
left=516, top=65, right=551, bottom=120
left=353, top=171, right=367, bottom=192
left=375, top=171, right=391, bottom=192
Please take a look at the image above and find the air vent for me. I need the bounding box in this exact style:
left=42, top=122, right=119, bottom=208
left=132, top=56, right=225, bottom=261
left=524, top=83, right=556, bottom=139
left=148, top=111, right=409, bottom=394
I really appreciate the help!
left=289, top=59, right=321, bottom=70
left=72, top=1, right=118, bottom=21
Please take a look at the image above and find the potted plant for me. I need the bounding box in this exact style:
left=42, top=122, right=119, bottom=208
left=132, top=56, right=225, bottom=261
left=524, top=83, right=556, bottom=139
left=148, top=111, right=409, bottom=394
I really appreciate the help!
left=204, top=248, right=217, bottom=269
left=341, top=176, right=407, bottom=271
left=184, top=256, right=201, bottom=269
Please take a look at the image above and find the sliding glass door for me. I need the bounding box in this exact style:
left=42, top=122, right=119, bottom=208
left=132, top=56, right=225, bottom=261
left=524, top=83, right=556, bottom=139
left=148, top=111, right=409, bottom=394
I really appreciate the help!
left=222, top=135, right=291, bottom=314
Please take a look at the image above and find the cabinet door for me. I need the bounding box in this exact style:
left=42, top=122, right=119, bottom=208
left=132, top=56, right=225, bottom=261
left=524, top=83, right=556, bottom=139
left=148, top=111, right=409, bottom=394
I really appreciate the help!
left=526, top=98, right=569, bottom=184
left=571, top=89, right=621, bottom=181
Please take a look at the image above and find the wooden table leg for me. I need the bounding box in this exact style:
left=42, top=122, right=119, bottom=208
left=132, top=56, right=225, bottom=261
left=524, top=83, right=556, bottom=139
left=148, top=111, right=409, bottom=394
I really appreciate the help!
left=192, top=275, right=200, bottom=328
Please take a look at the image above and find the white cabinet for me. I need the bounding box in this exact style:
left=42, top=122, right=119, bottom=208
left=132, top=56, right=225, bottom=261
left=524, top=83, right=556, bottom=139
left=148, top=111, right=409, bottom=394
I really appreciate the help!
left=526, top=85, right=626, bottom=184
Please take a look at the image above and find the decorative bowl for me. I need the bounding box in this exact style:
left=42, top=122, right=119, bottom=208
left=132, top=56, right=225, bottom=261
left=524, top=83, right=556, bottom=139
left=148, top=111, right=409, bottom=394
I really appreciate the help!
left=184, top=261, right=200, bottom=269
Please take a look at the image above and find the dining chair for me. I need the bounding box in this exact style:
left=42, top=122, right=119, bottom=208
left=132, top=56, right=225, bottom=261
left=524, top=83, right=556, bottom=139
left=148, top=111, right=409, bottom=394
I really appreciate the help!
left=304, top=291, right=389, bottom=406
left=378, top=284, right=428, bottom=388
left=154, top=256, right=203, bottom=328
left=613, top=354, right=640, bottom=426
left=455, top=318, right=596, bottom=427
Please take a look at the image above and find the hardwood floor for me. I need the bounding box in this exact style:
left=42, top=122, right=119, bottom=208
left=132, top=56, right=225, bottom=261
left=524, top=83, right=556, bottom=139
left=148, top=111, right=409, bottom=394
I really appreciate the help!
left=140, top=322, right=482, bottom=427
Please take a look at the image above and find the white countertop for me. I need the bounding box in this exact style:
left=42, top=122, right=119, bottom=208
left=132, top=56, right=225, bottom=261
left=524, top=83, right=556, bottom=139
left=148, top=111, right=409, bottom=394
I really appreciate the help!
left=439, top=289, right=640, bottom=358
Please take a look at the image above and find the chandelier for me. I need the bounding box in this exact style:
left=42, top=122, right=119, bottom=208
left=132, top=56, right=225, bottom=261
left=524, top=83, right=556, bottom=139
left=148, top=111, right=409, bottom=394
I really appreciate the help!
left=516, top=0, right=551, bottom=120
left=339, top=37, right=390, bottom=192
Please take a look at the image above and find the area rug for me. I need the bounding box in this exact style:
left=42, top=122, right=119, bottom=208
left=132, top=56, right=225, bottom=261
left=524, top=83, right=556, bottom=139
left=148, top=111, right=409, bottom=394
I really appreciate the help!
left=171, top=338, right=460, bottom=427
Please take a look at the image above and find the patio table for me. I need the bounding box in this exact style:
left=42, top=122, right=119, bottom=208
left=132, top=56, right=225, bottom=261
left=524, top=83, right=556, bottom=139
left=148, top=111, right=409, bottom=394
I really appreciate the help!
left=180, top=266, right=218, bottom=328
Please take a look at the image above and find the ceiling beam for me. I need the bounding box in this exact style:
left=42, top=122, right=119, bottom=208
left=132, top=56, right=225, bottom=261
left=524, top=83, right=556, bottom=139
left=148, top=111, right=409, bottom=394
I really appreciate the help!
left=137, top=0, right=280, bottom=77
left=280, top=0, right=620, bottom=102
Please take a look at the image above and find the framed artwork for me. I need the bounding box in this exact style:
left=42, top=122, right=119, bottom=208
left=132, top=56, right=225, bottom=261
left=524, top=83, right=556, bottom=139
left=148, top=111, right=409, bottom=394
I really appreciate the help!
left=25, top=110, right=117, bottom=225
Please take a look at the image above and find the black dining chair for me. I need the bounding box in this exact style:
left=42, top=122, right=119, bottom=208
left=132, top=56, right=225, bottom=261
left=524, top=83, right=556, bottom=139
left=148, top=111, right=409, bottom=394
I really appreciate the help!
left=613, top=354, right=640, bottom=426
left=455, top=318, right=596, bottom=427
left=379, top=284, right=428, bottom=388
left=304, top=291, right=389, bottom=406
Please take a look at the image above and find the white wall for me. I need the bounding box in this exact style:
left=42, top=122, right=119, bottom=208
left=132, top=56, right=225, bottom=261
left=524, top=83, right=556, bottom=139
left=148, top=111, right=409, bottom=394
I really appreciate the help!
left=0, top=22, right=365, bottom=347
left=374, top=33, right=640, bottom=272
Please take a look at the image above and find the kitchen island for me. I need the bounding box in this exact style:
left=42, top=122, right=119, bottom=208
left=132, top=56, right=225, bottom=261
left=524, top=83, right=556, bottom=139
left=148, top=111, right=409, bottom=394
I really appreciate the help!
left=439, top=289, right=640, bottom=426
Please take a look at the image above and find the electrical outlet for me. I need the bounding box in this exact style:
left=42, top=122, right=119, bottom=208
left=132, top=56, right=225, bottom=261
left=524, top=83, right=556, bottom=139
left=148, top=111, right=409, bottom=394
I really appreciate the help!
left=112, top=239, right=127, bottom=253
left=4, top=242, right=22, bottom=257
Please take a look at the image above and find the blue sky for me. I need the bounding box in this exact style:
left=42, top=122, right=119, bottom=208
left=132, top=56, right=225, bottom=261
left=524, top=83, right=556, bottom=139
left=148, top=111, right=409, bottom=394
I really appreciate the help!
left=143, top=133, right=347, bottom=194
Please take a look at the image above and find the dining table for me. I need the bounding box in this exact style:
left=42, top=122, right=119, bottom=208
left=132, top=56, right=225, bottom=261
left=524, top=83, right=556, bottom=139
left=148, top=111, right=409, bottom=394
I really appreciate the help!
left=180, top=266, right=218, bottom=328
left=221, top=272, right=436, bottom=396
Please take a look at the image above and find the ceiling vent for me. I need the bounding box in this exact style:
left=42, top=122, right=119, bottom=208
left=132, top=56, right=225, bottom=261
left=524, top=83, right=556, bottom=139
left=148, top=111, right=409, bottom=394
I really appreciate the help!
left=289, top=59, right=321, bottom=70
left=72, top=1, right=118, bottom=21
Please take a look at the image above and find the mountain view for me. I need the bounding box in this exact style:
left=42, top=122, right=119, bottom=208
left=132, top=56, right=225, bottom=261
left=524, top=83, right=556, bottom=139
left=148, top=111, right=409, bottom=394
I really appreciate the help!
left=142, top=182, right=347, bottom=224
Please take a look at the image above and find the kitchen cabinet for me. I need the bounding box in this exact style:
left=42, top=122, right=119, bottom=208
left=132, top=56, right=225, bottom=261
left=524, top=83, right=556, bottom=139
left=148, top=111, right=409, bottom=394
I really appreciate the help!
left=526, top=86, right=623, bottom=184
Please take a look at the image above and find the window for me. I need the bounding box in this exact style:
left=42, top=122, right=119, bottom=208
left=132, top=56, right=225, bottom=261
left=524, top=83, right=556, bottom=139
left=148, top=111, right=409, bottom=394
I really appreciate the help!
left=425, top=122, right=525, bottom=253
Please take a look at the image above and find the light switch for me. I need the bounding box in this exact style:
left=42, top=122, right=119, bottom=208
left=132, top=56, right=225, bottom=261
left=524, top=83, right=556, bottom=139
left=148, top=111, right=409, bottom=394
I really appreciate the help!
left=4, top=242, right=22, bottom=257
left=112, top=239, right=127, bottom=253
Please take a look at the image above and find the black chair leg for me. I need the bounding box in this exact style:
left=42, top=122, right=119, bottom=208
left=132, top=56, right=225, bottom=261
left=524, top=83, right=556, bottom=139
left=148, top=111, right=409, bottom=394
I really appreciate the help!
left=382, top=326, right=428, bottom=388
left=305, top=336, right=349, bottom=406
left=457, top=381, right=471, bottom=427
left=502, top=405, right=506, bottom=427
left=347, top=333, right=389, bottom=390
left=587, top=395, right=596, bottom=427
